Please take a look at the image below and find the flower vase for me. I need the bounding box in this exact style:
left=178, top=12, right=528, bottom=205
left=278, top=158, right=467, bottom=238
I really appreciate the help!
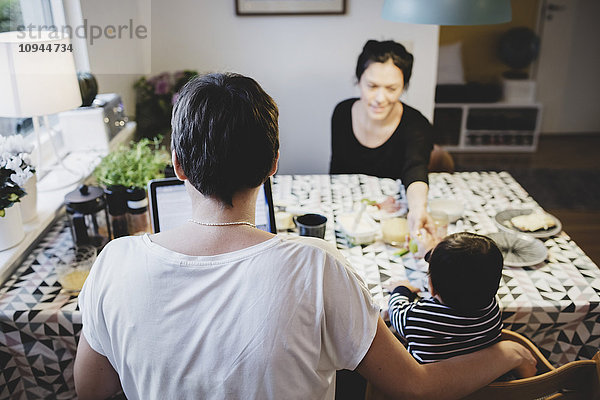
left=0, top=203, right=25, bottom=251
left=20, top=173, right=37, bottom=222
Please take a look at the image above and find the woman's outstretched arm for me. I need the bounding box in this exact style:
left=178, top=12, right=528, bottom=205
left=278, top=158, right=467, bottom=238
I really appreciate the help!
left=356, top=317, right=536, bottom=400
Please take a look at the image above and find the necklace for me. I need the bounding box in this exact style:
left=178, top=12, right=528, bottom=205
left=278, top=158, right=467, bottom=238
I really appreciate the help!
left=188, top=219, right=256, bottom=228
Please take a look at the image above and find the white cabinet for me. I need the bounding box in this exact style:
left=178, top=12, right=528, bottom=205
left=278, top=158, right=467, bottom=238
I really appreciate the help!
left=433, top=103, right=542, bottom=152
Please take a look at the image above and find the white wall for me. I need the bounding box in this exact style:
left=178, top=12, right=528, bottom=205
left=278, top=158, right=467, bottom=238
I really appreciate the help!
left=88, top=0, right=439, bottom=174
left=536, top=0, right=600, bottom=134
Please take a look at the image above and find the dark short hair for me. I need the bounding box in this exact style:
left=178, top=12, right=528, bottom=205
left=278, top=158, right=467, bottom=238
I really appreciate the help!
left=171, top=73, right=279, bottom=206
left=428, top=232, right=503, bottom=312
left=355, top=40, right=414, bottom=86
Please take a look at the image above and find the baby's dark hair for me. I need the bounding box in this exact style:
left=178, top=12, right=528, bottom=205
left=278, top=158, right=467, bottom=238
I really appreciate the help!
left=428, top=232, right=503, bottom=312
left=355, top=40, right=413, bottom=86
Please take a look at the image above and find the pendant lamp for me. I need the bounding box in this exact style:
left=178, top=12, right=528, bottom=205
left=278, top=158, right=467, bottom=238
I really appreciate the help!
left=381, top=0, right=512, bottom=25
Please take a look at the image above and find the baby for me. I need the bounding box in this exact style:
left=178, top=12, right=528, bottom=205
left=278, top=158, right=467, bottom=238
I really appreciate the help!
left=388, top=232, right=504, bottom=363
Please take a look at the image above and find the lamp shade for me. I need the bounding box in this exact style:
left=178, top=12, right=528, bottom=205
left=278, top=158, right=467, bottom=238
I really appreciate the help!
left=381, top=0, right=512, bottom=25
left=0, top=31, right=81, bottom=118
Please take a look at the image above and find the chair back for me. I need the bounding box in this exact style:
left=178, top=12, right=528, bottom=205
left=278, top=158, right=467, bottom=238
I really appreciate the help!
left=461, top=352, right=600, bottom=400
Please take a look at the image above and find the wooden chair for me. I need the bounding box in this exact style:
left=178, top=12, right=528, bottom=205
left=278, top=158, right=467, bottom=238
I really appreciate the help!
left=428, top=144, right=455, bottom=173
left=365, top=330, right=600, bottom=400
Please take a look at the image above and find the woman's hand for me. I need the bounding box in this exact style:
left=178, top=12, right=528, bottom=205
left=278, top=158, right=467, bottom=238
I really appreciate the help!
left=405, top=181, right=435, bottom=238
left=499, top=340, right=538, bottom=378
left=407, top=207, right=435, bottom=238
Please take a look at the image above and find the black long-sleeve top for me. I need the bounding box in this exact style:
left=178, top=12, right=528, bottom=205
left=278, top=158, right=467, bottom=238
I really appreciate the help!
left=388, top=286, right=503, bottom=364
left=329, top=98, right=433, bottom=188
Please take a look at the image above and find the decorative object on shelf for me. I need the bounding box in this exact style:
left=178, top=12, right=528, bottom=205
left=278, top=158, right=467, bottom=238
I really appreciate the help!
left=0, top=30, right=83, bottom=191
left=236, top=0, right=345, bottom=15
left=381, top=0, right=511, bottom=25
left=498, top=27, right=540, bottom=103
left=77, top=72, right=99, bottom=107
left=0, top=135, right=36, bottom=222
left=134, top=70, right=198, bottom=138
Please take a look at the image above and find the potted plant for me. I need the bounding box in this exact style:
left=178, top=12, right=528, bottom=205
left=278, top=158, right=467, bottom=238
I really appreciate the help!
left=94, top=137, right=170, bottom=235
left=0, top=134, right=37, bottom=222
left=0, top=137, right=35, bottom=250
left=134, top=70, right=198, bottom=138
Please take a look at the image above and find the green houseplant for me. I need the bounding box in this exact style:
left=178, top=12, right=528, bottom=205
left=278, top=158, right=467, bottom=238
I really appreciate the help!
left=94, top=137, right=170, bottom=189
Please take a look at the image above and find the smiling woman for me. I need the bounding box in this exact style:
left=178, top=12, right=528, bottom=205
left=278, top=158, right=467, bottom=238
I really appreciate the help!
left=329, top=39, right=438, bottom=241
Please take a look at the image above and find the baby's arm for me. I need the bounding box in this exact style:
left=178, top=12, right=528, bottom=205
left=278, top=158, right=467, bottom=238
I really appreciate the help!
left=388, top=282, right=420, bottom=337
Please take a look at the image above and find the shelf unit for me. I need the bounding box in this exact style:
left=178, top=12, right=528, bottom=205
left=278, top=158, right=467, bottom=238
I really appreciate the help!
left=433, top=102, right=543, bottom=152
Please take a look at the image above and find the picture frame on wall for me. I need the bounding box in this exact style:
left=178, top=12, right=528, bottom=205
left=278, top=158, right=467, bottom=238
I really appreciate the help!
left=235, top=0, right=346, bottom=15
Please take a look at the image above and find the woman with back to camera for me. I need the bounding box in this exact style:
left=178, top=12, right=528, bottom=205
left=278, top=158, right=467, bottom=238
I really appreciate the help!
left=74, top=72, right=534, bottom=400
left=330, top=39, right=453, bottom=239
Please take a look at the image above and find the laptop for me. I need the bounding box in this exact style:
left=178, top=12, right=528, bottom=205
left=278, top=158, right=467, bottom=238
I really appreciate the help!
left=147, top=177, right=277, bottom=234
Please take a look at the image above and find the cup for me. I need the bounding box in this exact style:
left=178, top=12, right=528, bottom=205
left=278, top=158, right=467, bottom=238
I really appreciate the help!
left=295, top=213, right=327, bottom=239
left=430, top=210, right=449, bottom=241
left=54, top=245, right=97, bottom=293
left=381, top=217, right=409, bottom=246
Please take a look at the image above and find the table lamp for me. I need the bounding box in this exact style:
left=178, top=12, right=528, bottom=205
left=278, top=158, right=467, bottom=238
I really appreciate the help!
left=0, top=30, right=83, bottom=191
left=381, top=0, right=511, bottom=25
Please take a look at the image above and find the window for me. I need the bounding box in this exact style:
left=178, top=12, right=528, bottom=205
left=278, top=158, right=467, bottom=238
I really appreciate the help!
left=0, top=0, right=86, bottom=139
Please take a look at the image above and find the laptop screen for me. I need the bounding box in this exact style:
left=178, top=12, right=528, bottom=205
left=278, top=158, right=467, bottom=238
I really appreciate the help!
left=147, top=177, right=277, bottom=233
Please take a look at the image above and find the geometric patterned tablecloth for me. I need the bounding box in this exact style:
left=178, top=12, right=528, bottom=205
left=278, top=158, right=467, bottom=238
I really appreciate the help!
left=0, top=221, right=81, bottom=400
left=272, top=173, right=600, bottom=367
left=0, top=172, right=599, bottom=399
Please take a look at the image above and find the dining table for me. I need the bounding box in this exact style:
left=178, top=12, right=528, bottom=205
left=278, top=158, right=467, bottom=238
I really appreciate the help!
left=0, top=171, right=599, bottom=399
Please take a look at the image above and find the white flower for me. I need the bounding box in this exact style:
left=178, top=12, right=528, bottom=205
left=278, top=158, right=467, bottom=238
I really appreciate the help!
left=0, top=135, right=35, bottom=170
left=10, top=167, right=33, bottom=187
left=0, top=135, right=33, bottom=155
left=4, top=153, right=23, bottom=171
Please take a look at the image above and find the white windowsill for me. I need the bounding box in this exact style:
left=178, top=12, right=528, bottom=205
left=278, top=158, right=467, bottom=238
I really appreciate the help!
left=0, top=121, right=137, bottom=285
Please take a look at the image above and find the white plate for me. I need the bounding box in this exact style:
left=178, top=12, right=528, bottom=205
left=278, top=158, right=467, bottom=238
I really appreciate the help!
left=486, top=231, right=548, bottom=267
left=494, top=209, right=562, bottom=238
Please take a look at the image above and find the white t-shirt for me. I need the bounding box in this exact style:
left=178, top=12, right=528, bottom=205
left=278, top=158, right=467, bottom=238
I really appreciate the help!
left=79, top=234, right=379, bottom=400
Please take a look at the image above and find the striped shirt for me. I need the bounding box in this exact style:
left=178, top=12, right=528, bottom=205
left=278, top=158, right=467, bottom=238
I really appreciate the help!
left=388, top=286, right=503, bottom=363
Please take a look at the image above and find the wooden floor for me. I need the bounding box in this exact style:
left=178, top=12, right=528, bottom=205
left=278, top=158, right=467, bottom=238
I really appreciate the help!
left=452, top=133, right=600, bottom=267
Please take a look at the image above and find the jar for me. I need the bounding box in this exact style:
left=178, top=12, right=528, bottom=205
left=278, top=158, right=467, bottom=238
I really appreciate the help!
left=104, top=185, right=129, bottom=238
left=126, top=187, right=151, bottom=235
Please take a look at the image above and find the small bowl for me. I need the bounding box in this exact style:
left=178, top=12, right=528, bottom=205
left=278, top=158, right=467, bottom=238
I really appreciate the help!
left=337, top=213, right=379, bottom=245
left=428, top=199, right=464, bottom=223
